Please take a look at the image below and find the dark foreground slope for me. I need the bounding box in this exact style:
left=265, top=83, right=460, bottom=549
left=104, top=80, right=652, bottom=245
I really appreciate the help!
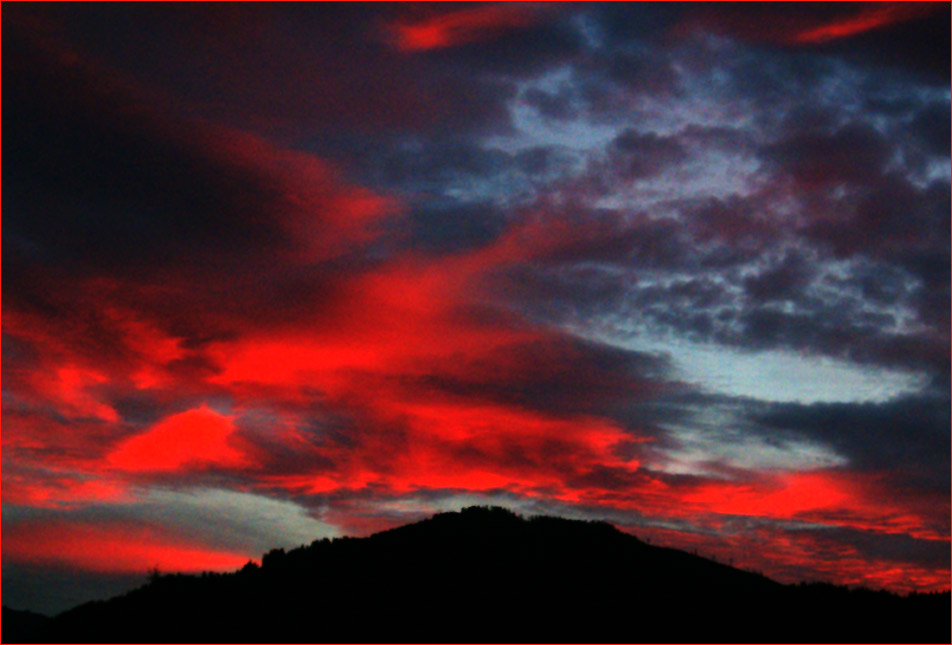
left=1, top=607, right=51, bottom=644
left=15, top=507, right=950, bottom=643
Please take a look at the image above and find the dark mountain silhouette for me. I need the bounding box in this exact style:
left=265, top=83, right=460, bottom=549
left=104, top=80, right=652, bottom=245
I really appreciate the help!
left=1, top=607, right=51, bottom=644
left=5, top=506, right=949, bottom=643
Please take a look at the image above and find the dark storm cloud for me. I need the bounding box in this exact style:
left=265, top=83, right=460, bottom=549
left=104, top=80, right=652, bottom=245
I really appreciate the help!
left=1, top=24, right=404, bottom=374
left=488, top=189, right=939, bottom=376
left=764, top=123, right=891, bottom=188
left=568, top=52, right=682, bottom=122
left=106, top=391, right=191, bottom=428
left=492, top=263, right=630, bottom=324
left=684, top=196, right=780, bottom=250
left=3, top=32, right=278, bottom=277
left=522, top=85, right=582, bottom=121
left=586, top=3, right=687, bottom=46
left=359, top=134, right=583, bottom=203
left=396, top=336, right=670, bottom=417
left=755, top=395, right=951, bottom=491
left=799, top=3, right=951, bottom=84
left=682, top=2, right=949, bottom=83
left=842, top=176, right=947, bottom=254
left=602, top=130, right=689, bottom=181
left=407, top=201, right=507, bottom=254
left=349, top=136, right=585, bottom=259
left=614, top=387, right=950, bottom=541
left=374, top=138, right=514, bottom=189
left=811, top=527, right=951, bottom=569
left=532, top=210, right=693, bottom=268
left=2, top=30, right=393, bottom=275
left=495, top=50, right=949, bottom=380
left=742, top=251, right=815, bottom=303
left=760, top=113, right=947, bottom=264
left=734, top=303, right=949, bottom=380
left=4, top=3, right=517, bottom=137
left=909, top=101, right=952, bottom=157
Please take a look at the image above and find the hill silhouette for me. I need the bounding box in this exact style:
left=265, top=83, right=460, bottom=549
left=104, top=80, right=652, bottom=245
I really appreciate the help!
left=5, top=506, right=949, bottom=643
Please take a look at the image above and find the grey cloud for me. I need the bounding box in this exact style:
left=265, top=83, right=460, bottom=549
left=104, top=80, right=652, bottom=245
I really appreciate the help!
left=396, top=335, right=671, bottom=418
left=605, top=130, right=689, bottom=180
left=523, top=86, right=581, bottom=121
left=408, top=201, right=507, bottom=254
left=764, top=123, right=891, bottom=188
left=743, top=251, right=815, bottom=303
left=811, top=527, right=951, bottom=569
left=909, top=101, right=952, bottom=157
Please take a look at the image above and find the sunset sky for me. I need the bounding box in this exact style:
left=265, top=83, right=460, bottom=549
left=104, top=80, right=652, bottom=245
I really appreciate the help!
left=3, top=2, right=950, bottom=614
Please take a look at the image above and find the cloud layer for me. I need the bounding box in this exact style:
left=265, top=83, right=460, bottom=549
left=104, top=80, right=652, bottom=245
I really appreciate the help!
left=3, top=2, right=949, bottom=613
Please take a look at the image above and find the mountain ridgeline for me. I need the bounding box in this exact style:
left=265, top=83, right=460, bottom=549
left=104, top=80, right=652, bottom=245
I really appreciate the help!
left=6, top=506, right=949, bottom=643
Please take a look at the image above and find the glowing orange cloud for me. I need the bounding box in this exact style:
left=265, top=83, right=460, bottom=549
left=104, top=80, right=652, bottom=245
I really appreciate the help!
left=389, top=5, right=537, bottom=52
left=108, top=406, right=248, bottom=472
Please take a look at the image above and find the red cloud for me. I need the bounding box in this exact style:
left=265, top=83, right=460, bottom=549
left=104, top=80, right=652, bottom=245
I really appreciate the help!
left=629, top=522, right=951, bottom=594
left=196, top=229, right=653, bottom=501
left=678, top=470, right=944, bottom=541
left=686, top=2, right=942, bottom=47
left=684, top=471, right=853, bottom=518
left=793, top=3, right=939, bottom=44
left=42, top=367, right=120, bottom=422
left=4, top=519, right=250, bottom=573
left=10, top=186, right=938, bottom=552
left=388, top=4, right=538, bottom=52
left=108, top=406, right=248, bottom=472
left=1, top=470, right=128, bottom=509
